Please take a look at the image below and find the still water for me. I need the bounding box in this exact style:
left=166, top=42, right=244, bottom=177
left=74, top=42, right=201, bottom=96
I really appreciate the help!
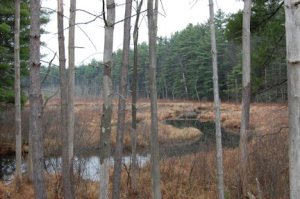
left=0, top=154, right=150, bottom=182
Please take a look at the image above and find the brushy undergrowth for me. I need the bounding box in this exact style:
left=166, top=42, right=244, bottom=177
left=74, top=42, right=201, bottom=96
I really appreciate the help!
left=0, top=100, right=288, bottom=198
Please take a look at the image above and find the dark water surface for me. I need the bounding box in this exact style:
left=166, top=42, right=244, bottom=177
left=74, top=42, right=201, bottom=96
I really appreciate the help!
left=0, top=120, right=239, bottom=181
left=0, top=154, right=150, bottom=182
left=161, top=119, right=240, bottom=157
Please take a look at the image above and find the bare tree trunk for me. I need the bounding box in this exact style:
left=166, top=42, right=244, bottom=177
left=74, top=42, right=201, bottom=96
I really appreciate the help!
left=182, top=72, right=188, bottom=99
left=57, top=1, right=73, bottom=198
left=208, top=1, right=224, bottom=199
left=99, top=0, right=115, bottom=198
left=164, top=81, right=168, bottom=99
left=14, top=0, right=22, bottom=190
left=284, top=1, right=300, bottom=198
left=194, top=80, right=200, bottom=101
left=112, top=1, right=132, bottom=198
left=235, top=78, right=238, bottom=102
left=147, top=0, right=162, bottom=198
left=131, top=0, right=143, bottom=193
left=239, top=0, right=251, bottom=197
left=29, top=0, right=47, bottom=198
left=26, top=148, right=33, bottom=181
left=67, top=0, right=76, bottom=196
left=178, top=58, right=188, bottom=99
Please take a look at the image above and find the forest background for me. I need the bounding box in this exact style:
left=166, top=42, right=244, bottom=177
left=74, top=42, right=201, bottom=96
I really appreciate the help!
left=0, top=0, right=286, bottom=105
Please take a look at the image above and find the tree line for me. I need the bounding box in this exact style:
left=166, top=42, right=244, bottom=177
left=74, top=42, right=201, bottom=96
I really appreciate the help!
left=3, top=0, right=300, bottom=199
left=39, top=1, right=286, bottom=103
left=0, top=1, right=286, bottom=106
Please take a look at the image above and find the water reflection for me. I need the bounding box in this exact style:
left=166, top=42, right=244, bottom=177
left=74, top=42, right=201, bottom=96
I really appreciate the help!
left=0, top=154, right=150, bottom=182
left=0, top=156, right=27, bottom=181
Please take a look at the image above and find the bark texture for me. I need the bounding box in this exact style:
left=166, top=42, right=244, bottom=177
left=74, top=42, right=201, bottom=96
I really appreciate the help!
left=29, top=0, right=47, bottom=198
left=57, top=1, right=74, bottom=198
left=131, top=0, right=143, bottom=192
left=284, top=0, right=300, bottom=198
left=99, top=0, right=115, bottom=198
left=147, top=0, right=162, bottom=198
left=67, top=0, right=76, bottom=196
left=208, top=1, right=224, bottom=198
left=239, top=0, right=252, bottom=197
left=14, top=0, right=22, bottom=188
left=112, top=0, right=132, bottom=198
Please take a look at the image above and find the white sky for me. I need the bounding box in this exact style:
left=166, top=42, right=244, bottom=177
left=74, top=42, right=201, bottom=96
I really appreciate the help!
left=41, top=0, right=243, bottom=66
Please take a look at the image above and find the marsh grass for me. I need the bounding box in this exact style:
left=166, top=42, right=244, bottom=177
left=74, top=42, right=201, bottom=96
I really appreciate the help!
left=0, top=100, right=289, bottom=198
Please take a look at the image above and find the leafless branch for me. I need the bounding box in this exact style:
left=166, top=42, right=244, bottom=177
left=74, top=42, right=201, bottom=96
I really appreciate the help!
left=114, top=9, right=147, bottom=25
left=102, top=0, right=108, bottom=27
left=253, top=126, right=288, bottom=139
left=75, top=8, right=103, bottom=18
left=42, top=6, right=98, bottom=51
left=73, top=14, right=103, bottom=26
left=159, top=0, right=166, bottom=16
left=42, top=89, right=59, bottom=112
left=41, top=52, right=57, bottom=85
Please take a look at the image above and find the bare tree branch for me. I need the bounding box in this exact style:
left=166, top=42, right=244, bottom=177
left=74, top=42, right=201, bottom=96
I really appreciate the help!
left=253, top=126, right=288, bottom=139
left=75, top=8, right=103, bottom=18
left=159, top=0, right=166, bottom=16
left=41, top=52, right=57, bottom=85
left=42, top=7, right=98, bottom=51
left=114, top=9, right=147, bottom=25
left=42, top=89, right=59, bottom=112
left=102, top=0, right=108, bottom=27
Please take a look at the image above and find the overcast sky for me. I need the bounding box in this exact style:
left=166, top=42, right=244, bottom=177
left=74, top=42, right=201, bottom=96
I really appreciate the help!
left=41, top=0, right=243, bottom=66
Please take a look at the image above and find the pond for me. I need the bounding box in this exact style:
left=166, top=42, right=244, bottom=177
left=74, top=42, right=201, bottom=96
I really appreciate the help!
left=161, top=119, right=240, bottom=157
left=0, top=119, right=239, bottom=182
left=0, top=154, right=150, bottom=182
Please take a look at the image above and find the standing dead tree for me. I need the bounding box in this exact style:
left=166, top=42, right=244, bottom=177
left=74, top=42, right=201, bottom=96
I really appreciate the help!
left=112, top=0, right=132, bottom=198
left=57, top=0, right=74, bottom=198
left=147, top=0, right=162, bottom=198
left=208, top=0, right=224, bottom=198
left=284, top=0, right=300, bottom=198
left=14, top=0, right=22, bottom=190
left=29, top=0, right=47, bottom=197
left=99, top=0, right=115, bottom=198
left=131, top=0, right=143, bottom=193
left=67, top=0, right=76, bottom=196
left=239, top=0, right=252, bottom=198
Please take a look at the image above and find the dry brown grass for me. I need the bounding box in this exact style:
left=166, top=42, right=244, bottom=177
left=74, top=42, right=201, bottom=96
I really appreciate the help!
left=0, top=173, right=100, bottom=199
left=159, top=124, right=201, bottom=141
left=0, top=99, right=289, bottom=198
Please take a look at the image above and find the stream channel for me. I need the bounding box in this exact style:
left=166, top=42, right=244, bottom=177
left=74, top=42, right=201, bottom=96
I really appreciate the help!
left=0, top=119, right=239, bottom=182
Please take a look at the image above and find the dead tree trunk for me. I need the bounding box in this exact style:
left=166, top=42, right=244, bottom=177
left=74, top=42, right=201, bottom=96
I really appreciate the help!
left=239, top=0, right=251, bottom=197
left=29, top=0, right=47, bottom=198
left=57, top=1, right=73, bottom=198
left=208, top=0, right=224, bottom=198
left=284, top=0, right=300, bottom=198
left=131, top=0, right=143, bottom=192
left=67, top=0, right=76, bottom=196
left=99, top=0, right=115, bottom=198
left=147, top=0, right=162, bottom=198
left=112, top=0, right=132, bottom=198
left=14, top=0, right=22, bottom=189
